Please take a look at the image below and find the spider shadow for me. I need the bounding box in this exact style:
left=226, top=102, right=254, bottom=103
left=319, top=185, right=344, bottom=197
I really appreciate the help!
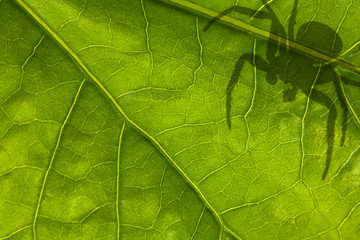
left=203, top=0, right=360, bottom=180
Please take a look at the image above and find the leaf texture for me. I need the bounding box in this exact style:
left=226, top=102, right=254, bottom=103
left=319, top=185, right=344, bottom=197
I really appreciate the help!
left=1, top=0, right=360, bottom=239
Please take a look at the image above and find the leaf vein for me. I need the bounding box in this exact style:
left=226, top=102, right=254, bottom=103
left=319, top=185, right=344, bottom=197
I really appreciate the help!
left=32, top=79, right=85, bottom=239
left=116, top=122, right=125, bottom=240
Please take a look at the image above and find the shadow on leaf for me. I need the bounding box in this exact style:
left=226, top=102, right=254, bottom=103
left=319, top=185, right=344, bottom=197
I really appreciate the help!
left=204, top=0, right=360, bottom=180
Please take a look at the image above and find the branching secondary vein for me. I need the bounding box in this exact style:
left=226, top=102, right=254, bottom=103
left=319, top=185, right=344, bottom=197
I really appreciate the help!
left=32, top=79, right=85, bottom=239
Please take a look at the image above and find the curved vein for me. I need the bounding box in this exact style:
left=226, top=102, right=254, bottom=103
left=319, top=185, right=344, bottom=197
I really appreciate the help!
left=32, top=79, right=85, bottom=239
left=338, top=74, right=360, bottom=125
left=116, top=122, right=126, bottom=240
left=300, top=65, right=322, bottom=179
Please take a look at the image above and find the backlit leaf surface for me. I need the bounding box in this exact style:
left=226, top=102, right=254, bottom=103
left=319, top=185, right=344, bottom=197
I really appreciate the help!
left=1, top=0, right=360, bottom=239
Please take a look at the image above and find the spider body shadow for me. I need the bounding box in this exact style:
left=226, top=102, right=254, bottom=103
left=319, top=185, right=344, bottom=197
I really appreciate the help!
left=204, top=0, right=360, bottom=180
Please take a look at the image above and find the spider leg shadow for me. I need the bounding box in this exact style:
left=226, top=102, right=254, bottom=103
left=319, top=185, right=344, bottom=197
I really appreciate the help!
left=226, top=53, right=272, bottom=128
left=310, top=89, right=337, bottom=180
left=203, top=6, right=269, bottom=32
left=334, top=76, right=349, bottom=147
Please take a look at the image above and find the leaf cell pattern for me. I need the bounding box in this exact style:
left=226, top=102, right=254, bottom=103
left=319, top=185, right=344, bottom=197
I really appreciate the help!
left=1, top=0, right=360, bottom=239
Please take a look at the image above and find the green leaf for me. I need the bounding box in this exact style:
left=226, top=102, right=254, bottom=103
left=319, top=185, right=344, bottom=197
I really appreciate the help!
left=1, top=0, right=360, bottom=239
